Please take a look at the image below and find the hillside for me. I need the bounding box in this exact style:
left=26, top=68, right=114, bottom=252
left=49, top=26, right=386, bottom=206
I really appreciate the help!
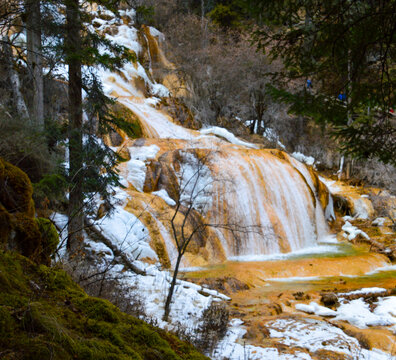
left=0, top=251, right=209, bottom=360
left=0, top=158, right=208, bottom=360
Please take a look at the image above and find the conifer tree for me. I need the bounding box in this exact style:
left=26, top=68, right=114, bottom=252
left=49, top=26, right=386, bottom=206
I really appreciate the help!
left=26, top=0, right=44, bottom=127
left=243, top=0, right=396, bottom=164
left=64, top=0, right=83, bottom=249
left=0, top=0, right=135, bottom=249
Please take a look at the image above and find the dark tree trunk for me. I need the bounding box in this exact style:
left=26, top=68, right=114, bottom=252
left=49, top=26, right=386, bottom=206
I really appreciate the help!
left=26, top=0, right=44, bottom=128
left=249, top=119, right=257, bottom=134
left=66, top=0, right=83, bottom=252
left=163, top=252, right=183, bottom=321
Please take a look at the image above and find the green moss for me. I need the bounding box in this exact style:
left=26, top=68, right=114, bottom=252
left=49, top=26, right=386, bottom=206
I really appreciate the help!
left=0, top=306, right=15, bottom=341
left=0, top=251, right=209, bottom=360
left=37, top=264, right=78, bottom=292
left=111, top=103, right=143, bottom=139
left=35, top=218, right=59, bottom=264
left=12, top=212, right=42, bottom=261
left=78, top=297, right=120, bottom=323
left=0, top=157, right=34, bottom=215
left=0, top=203, right=12, bottom=246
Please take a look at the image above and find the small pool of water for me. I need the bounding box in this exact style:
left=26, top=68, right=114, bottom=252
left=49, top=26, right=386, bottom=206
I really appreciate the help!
left=182, top=242, right=395, bottom=295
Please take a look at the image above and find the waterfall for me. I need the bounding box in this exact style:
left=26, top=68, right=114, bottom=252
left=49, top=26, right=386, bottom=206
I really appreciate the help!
left=99, top=19, right=333, bottom=266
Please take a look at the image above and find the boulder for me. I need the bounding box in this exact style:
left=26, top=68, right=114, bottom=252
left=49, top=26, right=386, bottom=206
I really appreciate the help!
left=320, top=292, right=339, bottom=307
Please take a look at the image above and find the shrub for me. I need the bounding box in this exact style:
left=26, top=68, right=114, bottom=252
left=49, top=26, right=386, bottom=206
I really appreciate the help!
left=0, top=117, right=58, bottom=183
left=195, top=302, right=229, bottom=354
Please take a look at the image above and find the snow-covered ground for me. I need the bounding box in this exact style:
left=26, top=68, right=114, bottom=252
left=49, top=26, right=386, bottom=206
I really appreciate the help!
left=294, top=287, right=396, bottom=334
left=52, top=193, right=229, bottom=331
left=214, top=316, right=392, bottom=360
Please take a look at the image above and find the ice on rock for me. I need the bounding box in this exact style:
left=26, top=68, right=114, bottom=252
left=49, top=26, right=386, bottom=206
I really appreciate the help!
left=291, top=152, right=315, bottom=166
left=200, top=126, right=259, bottom=149
left=372, top=217, right=387, bottom=226
left=127, top=159, right=146, bottom=191
left=152, top=189, right=176, bottom=206
left=129, top=145, right=160, bottom=161
left=295, top=302, right=337, bottom=317
left=342, top=221, right=370, bottom=241
left=148, top=26, right=165, bottom=42
left=95, top=205, right=158, bottom=262
left=126, top=145, right=160, bottom=191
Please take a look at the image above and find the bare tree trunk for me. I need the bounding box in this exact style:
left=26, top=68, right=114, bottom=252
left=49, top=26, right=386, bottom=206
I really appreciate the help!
left=66, top=0, right=84, bottom=252
left=26, top=0, right=44, bottom=128
left=249, top=119, right=256, bottom=134
left=201, top=0, right=204, bottom=30
left=338, top=155, right=344, bottom=180
left=256, top=114, right=262, bottom=135
left=163, top=252, right=183, bottom=322
left=344, top=49, right=353, bottom=180
left=2, top=36, right=29, bottom=119
left=339, top=49, right=353, bottom=181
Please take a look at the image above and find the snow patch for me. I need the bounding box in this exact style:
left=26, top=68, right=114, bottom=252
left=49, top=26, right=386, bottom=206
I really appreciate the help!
left=152, top=189, right=176, bottom=206
left=213, top=319, right=313, bottom=360
left=342, top=221, right=370, bottom=241
left=267, top=317, right=389, bottom=359
left=372, top=217, right=387, bottom=226
left=200, top=126, right=259, bottom=149
left=295, top=302, right=337, bottom=317
left=291, top=152, right=315, bottom=166
left=334, top=297, right=396, bottom=328
left=339, top=287, right=387, bottom=296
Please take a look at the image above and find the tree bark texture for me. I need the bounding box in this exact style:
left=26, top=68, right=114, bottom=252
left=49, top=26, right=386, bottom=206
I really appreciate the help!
left=26, top=0, right=44, bottom=127
left=163, top=252, right=183, bottom=322
left=2, top=36, right=30, bottom=119
left=66, top=0, right=83, bottom=252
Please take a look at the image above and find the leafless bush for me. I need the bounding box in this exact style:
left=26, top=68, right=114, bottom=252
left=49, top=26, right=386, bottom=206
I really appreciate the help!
left=168, top=301, right=229, bottom=356
left=354, top=160, right=396, bottom=194
left=195, top=302, right=229, bottom=354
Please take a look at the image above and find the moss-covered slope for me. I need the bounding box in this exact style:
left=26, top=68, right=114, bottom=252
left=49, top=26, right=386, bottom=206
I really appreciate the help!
left=0, top=250, right=209, bottom=360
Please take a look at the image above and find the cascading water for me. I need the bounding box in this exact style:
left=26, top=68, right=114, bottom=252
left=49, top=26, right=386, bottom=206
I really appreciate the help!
left=208, top=148, right=328, bottom=257
left=99, top=17, right=333, bottom=266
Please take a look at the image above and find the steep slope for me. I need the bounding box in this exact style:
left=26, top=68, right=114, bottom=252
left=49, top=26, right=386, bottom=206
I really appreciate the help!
left=0, top=251, right=208, bottom=360
left=0, top=157, right=208, bottom=360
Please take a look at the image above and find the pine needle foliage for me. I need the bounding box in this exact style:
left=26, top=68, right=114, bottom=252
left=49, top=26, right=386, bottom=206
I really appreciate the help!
left=242, top=0, right=396, bottom=164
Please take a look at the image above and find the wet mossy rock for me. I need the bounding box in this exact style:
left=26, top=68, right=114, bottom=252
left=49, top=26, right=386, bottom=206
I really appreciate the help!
left=0, top=158, right=58, bottom=264
left=0, top=157, right=35, bottom=216
left=104, top=103, right=143, bottom=147
left=36, top=217, right=60, bottom=264
left=0, top=251, right=209, bottom=360
left=10, top=212, right=42, bottom=261
left=0, top=203, right=12, bottom=245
